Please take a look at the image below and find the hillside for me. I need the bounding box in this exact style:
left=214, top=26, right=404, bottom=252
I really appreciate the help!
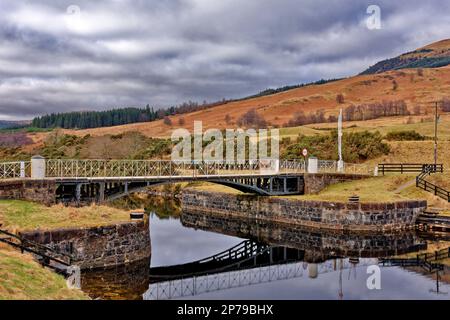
left=360, top=39, right=450, bottom=74
left=61, top=65, right=450, bottom=138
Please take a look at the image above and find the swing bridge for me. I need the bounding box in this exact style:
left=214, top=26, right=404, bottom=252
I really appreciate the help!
left=0, top=157, right=372, bottom=202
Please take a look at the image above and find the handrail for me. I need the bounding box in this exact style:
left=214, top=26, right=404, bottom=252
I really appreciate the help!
left=0, top=229, right=75, bottom=266
left=415, top=165, right=449, bottom=202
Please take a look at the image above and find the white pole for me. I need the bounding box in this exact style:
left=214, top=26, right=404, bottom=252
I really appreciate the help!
left=337, top=109, right=344, bottom=172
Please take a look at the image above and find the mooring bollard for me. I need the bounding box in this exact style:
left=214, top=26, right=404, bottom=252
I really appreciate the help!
left=130, top=210, right=145, bottom=221
left=348, top=195, right=360, bottom=203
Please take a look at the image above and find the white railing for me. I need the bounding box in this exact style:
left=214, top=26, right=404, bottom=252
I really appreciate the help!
left=0, top=161, right=31, bottom=179
left=280, top=159, right=307, bottom=174
left=343, top=162, right=373, bottom=175
left=0, top=158, right=373, bottom=179
left=45, top=159, right=287, bottom=178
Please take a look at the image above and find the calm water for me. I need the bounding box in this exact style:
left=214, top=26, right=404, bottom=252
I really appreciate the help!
left=81, top=209, right=450, bottom=300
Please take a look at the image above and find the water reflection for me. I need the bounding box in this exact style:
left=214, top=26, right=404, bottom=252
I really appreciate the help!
left=81, top=207, right=450, bottom=300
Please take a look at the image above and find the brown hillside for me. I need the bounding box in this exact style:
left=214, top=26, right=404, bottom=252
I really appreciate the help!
left=62, top=65, right=450, bottom=138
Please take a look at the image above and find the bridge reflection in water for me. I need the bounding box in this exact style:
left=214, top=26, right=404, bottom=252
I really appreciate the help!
left=81, top=211, right=433, bottom=300
left=144, top=244, right=378, bottom=300
left=143, top=211, right=425, bottom=300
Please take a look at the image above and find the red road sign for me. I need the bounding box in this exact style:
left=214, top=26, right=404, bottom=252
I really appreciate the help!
left=302, top=148, right=308, bottom=157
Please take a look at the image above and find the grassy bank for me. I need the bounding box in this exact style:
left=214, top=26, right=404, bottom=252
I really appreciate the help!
left=0, top=246, right=88, bottom=300
left=0, top=200, right=130, bottom=232
left=0, top=201, right=131, bottom=300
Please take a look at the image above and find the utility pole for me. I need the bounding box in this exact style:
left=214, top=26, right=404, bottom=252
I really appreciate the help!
left=434, top=101, right=439, bottom=167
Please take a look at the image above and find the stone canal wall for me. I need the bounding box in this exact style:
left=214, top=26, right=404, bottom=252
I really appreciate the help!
left=182, top=191, right=427, bottom=231
left=20, top=220, right=151, bottom=269
left=0, top=179, right=56, bottom=205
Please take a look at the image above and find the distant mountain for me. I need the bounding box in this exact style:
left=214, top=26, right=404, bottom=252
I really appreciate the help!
left=360, top=39, right=450, bottom=75
left=0, top=120, right=31, bottom=129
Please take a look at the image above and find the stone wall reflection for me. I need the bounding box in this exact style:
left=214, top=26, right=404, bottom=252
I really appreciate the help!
left=181, top=210, right=426, bottom=262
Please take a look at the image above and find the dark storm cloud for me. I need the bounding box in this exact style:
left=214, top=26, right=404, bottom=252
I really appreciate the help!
left=0, top=0, right=449, bottom=119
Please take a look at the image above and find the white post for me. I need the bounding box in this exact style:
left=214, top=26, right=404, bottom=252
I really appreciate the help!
left=337, top=160, right=344, bottom=173
left=66, top=265, right=81, bottom=289
left=307, top=157, right=318, bottom=174
left=31, top=155, right=46, bottom=179
left=272, top=159, right=279, bottom=174
left=337, top=108, right=344, bottom=173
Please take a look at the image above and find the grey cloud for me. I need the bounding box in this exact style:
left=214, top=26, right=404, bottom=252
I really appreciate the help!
left=0, top=0, right=449, bottom=119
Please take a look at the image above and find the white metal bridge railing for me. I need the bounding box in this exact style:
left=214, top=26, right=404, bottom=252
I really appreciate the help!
left=0, top=159, right=373, bottom=179
left=0, top=161, right=31, bottom=179
left=45, top=159, right=287, bottom=178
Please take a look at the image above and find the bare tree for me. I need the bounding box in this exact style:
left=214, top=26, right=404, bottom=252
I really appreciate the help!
left=163, top=116, right=172, bottom=126
left=224, top=114, right=232, bottom=124
left=336, top=93, right=345, bottom=104
left=392, top=80, right=398, bottom=91
left=442, top=98, right=450, bottom=112
left=236, top=109, right=267, bottom=128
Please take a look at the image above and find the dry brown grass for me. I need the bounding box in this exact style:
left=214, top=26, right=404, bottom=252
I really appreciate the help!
left=365, top=140, right=450, bottom=169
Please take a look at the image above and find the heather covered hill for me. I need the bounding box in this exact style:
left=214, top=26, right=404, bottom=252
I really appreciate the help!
left=360, top=39, right=450, bottom=74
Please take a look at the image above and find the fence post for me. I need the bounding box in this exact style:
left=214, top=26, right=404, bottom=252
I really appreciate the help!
left=31, top=155, right=46, bottom=179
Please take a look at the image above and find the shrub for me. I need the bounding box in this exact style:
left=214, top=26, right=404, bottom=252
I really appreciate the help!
left=282, top=130, right=389, bottom=162
left=385, top=130, right=428, bottom=141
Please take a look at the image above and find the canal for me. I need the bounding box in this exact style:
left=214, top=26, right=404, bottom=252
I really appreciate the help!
left=80, top=207, right=450, bottom=300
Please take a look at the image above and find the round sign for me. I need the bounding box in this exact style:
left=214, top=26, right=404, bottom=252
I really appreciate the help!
left=302, top=148, right=308, bottom=157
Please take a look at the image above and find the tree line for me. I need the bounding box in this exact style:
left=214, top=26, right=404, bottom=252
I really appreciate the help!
left=31, top=101, right=213, bottom=129
left=283, top=100, right=411, bottom=127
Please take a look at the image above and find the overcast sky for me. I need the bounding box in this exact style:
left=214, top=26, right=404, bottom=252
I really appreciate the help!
left=0, top=0, right=449, bottom=120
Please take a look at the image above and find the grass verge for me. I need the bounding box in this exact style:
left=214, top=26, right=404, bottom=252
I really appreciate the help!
left=0, top=200, right=130, bottom=232
left=0, top=246, right=88, bottom=300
